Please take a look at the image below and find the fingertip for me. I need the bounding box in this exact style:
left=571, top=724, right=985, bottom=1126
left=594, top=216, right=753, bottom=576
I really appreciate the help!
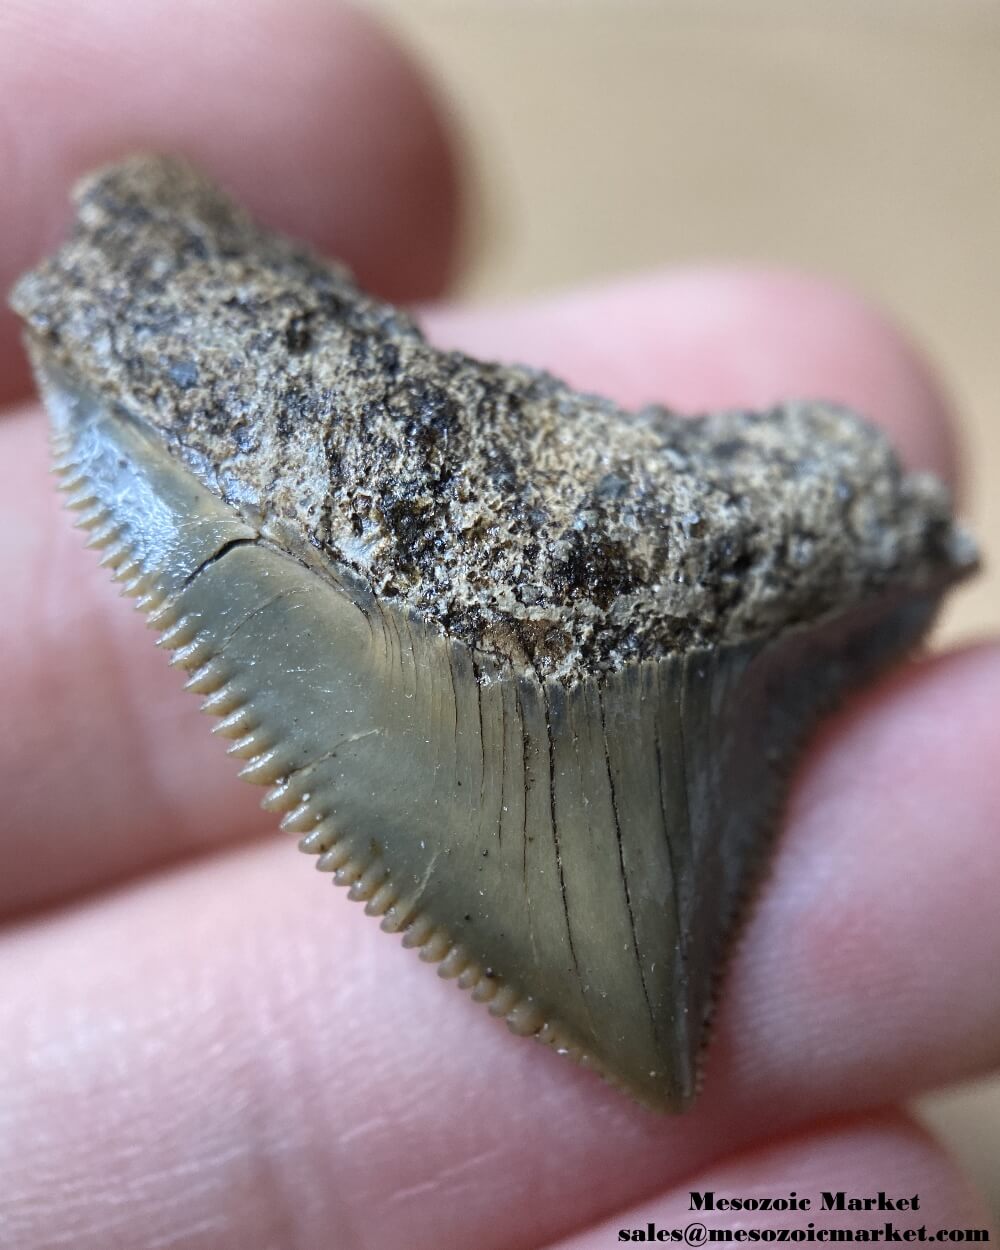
left=245, top=0, right=462, bottom=302
left=722, top=642, right=1000, bottom=1109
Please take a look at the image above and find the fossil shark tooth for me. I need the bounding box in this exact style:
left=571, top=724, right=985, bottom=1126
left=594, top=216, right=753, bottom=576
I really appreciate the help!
left=10, top=155, right=977, bottom=1112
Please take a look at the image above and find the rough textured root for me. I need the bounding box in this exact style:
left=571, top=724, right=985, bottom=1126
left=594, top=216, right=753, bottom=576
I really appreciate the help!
left=51, top=432, right=616, bottom=1103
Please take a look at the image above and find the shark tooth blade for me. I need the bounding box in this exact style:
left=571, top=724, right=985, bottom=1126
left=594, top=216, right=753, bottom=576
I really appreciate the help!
left=35, top=360, right=947, bottom=1115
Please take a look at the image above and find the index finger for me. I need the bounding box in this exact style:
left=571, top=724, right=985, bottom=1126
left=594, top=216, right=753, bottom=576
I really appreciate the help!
left=0, top=0, right=460, bottom=405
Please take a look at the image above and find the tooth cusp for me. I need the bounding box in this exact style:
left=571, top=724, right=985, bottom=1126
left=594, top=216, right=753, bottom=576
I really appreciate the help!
left=236, top=748, right=288, bottom=786
left=281, top=802, right=322, bottom=835
left=199, top=683, right=245, bottom=717
left=316, top=844, right=353, bottom=873
left=347, top=861, right=387, bottom=902
left=184, top=659, right=231, bottom=695
left=436, top=945, right=470, bottom=980
left=364, top=881, right=397, bottom=917
left=212, top=707, right=258, bottom=739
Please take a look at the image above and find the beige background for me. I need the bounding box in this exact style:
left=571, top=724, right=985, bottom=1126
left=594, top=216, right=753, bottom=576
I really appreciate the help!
left=376, top=0, right=999, bottom=1215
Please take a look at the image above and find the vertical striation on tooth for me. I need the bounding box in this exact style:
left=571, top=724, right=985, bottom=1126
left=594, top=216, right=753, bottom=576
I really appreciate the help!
left=10, top=155, right=978, bottom=1112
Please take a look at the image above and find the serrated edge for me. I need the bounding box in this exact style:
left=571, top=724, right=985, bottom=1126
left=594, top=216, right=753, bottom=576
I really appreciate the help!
left=52, top=430, right=622, bottom=1104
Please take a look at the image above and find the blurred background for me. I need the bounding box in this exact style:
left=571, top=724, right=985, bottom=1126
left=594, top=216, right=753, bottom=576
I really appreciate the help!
left=375, top=0, right=999, bottom=1215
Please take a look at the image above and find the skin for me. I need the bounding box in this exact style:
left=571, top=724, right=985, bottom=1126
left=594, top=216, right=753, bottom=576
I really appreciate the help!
left=0, top=1, right=997, bottom=1246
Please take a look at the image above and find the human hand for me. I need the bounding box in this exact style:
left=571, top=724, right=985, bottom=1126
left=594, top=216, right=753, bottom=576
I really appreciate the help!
left=1, top=3, right=997, bottom=1247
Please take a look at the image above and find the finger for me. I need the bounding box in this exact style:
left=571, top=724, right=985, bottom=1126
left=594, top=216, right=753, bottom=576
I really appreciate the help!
left=423, top=267, right=960, bottom=487
left=547, top=1113, right=995, bottom=1250
left=0, top=0, right=460, bottom=404
left=1, top=646, right=997, bottom=1250
left=711, top=640, right=1000, bottom=1118
left=0, top=269, right=963, bottom=917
